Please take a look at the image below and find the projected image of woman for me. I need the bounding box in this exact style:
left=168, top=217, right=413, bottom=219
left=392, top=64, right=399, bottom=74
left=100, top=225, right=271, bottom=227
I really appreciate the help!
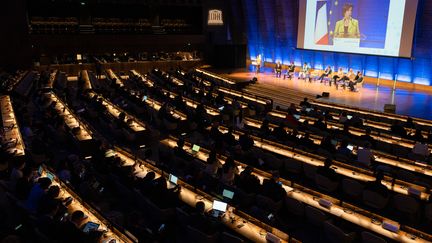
left=334, top=3, right=360, bottom=38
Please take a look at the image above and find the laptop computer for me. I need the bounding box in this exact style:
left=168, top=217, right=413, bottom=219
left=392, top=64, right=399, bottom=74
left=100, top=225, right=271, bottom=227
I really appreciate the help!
left=212, top=200, right=227, bottom=217
left=294, top=114, right=300, bottom=120
left=168, top=174, right=178, bottom=189
left=222, top=189, right=234, bottom=200
left=347, top=115, right=353, bottom=120
left=192, top=144, right=200, bottom=153
left=82, top=221, right=100, bottom=233
left=46, top=172, right=55, bottom=181
left=305, top=108, right=312, bottom=112
left=347, top=145, right=354, bottom=151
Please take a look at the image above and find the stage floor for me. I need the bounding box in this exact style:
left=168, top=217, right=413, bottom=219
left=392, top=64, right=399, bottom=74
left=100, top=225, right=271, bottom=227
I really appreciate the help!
left=220, top=68, right=432, bottom=120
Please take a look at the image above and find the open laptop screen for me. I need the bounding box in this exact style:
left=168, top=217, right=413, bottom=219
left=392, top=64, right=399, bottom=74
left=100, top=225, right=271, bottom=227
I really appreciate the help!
left=212, top=200, right=227, bottom=212
left=222, top=189, right=234, bottom=199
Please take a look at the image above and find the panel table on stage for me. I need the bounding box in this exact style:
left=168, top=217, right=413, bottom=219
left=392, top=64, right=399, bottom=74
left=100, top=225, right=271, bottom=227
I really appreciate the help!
left=0, top=95, right=25, bottom=157
left=245, top=116, right=432, bottom=178
left=108, top=147, right=298, bottom=243
left=211, top=125, right=431, bottom=201
left=161, top=136, right=432, bottom=243
left=39, top=166, right=137, bottom=243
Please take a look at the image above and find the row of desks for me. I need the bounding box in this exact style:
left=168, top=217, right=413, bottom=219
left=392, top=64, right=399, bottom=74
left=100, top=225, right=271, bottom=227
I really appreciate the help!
left=134, top=74, right=432, bottom=181
left=212, top=125, right=430, bottom=201
left=106, top=69, right=124, bottom=88
left=311, top=100, right=432, bottom=130
left=0, top=95, right=25, bottom=156
left=44, top=92, right=93, bottom=141
left=39, top=166, right=137, bottom=243
left=246, top=116, right=432, bottom=178
left=161, top=136, right=432, bottom=243
left=87, top=91, right=147, bottom=133
left=62, top=74, right=294, bottom=242
left=84, top=69, right=432, bottom=242
left=193, top=70, right=432, bottom=131
left=110, top=147, right=297, bottom=243
left=81, top=70, right=92, bottom=91
left=128, top=72, right=432, bottom=181
left=268, top=109, right=431, bottom=151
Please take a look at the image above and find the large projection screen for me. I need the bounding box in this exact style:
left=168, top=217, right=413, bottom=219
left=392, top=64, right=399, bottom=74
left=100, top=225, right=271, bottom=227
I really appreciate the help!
left=297, top=0, right=418, bottom=58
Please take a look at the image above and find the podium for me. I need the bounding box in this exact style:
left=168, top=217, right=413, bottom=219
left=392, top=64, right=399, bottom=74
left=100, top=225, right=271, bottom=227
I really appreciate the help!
left=333, top=37, right=360, bottom=48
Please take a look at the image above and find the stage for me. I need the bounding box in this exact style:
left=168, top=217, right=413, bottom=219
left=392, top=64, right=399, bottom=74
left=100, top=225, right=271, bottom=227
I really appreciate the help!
left=216, top=68, right=432, bottom=120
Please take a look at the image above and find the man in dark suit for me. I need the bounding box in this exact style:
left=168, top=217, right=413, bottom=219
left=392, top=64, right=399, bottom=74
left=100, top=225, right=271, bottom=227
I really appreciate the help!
left=349, top=72, right=364, bottom=91
left=319, top=66, right=332, bottom=83
left=284, top=62, right=295, bottom=80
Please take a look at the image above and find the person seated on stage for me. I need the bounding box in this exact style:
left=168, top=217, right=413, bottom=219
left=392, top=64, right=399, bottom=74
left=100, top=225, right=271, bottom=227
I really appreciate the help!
left=348, top=72, right=364, bottom=91
left=331, top=68, right=344, bottom=88
left=256, top=54, right=262, bottom=74
left=339, top=68, right=355, bottom=89
left=284, top=61, right=295, bottom=80
left=298, top=62, right=310, bottom=81
left=275, top=61, right=282, bottom=78
left=319, top=65, right=332, bottom=83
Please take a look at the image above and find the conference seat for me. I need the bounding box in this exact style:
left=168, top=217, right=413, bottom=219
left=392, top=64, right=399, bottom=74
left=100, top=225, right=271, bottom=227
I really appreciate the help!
left=303, top=163, right=317, bottom=182
left=323, top=220, right=356, bottom=243
left=186, top=225, right=219, bottom=243
left=221, top=231, right=245, bottom=243
left=284, top=197, right=305, bottom=217
left=315, top=173, right=339, bottom=193
left=341, top=178, right=364, bottom=201
left=283, top=158, right=303, bottom=175
left=361, top=231, right=387, bottom=243
left=175, top=207, right=190, bottom=231
left=256, top=194, right=283, bottom=212
left=392, top=194, right=421, bottom=224
left=362, top=190, right=389, bottom=210
left=425, top=203, right=432, bottom=222
left=305, top=205, right=328, bottom=228
left=143, top=197, right=176, bottom=225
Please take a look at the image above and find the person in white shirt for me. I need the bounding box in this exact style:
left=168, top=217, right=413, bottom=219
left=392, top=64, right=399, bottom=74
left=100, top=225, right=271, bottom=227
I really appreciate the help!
left=298, top=62, right=310, bottom=81
left=412, top=141, right=430, bottom=157
left=357, top=143, right=375, bottom=167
